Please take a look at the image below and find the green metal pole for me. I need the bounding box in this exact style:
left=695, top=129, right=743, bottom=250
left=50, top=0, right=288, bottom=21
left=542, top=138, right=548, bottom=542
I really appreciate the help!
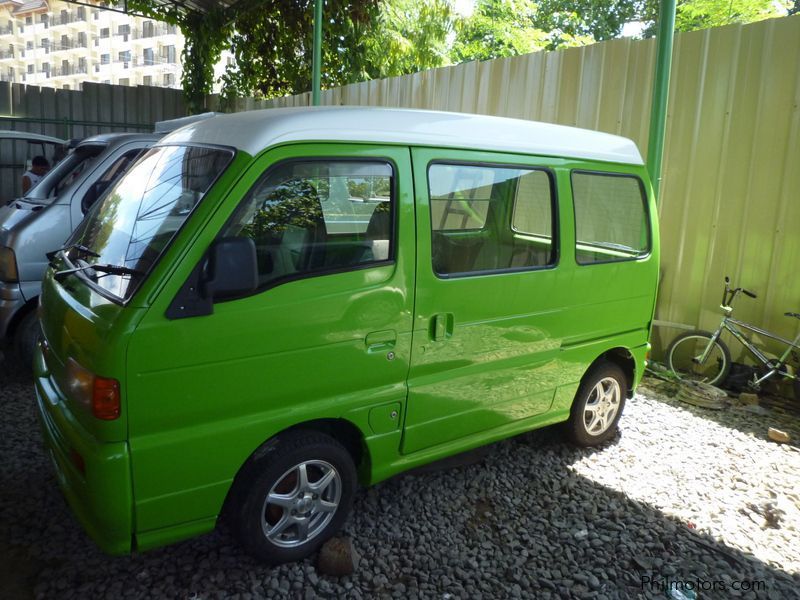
left=311, top=0, right=323, bottom=106
left=647, top=0, right=676, bottom=202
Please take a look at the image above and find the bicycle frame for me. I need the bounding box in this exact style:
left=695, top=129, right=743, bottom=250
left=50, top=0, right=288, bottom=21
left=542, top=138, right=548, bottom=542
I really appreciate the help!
left=704, top=316, right=800, bottom=386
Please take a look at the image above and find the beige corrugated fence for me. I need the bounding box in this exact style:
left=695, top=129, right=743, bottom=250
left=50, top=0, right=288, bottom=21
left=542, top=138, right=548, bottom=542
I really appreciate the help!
left=211, top=16, right=800, bottom=360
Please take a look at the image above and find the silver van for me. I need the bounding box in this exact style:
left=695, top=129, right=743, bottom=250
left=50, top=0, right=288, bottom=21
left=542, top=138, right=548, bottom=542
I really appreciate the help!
left=0, top=132, right=159, bottom=361
left=0, top=131, right=70, bottom=202
left=0, top=113, right=219, bottom=362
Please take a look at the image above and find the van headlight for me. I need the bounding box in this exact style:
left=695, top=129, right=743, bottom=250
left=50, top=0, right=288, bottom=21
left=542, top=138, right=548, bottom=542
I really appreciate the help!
left=0, top=246, right=18, bottom=283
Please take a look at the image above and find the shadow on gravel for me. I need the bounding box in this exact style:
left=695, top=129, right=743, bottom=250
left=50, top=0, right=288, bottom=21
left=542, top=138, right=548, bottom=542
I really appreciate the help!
left=1, top=352, right=798, bottom=599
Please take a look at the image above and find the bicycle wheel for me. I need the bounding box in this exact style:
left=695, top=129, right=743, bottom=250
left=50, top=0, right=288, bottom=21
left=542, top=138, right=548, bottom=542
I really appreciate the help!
left=666, top=331, right=731, bottom=386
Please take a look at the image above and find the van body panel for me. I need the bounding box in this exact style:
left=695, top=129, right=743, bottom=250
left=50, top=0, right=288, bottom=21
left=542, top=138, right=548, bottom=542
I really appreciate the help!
left=0, top=202, right=71, bottom=282
left=124, top=143, right=416, bottom=533
left=33, top=349, right=133, bottom=554
left=38, top=271, right=131, bottom=442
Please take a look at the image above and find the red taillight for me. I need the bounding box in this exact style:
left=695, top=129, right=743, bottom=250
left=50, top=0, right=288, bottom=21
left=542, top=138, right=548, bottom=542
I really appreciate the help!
left=92, top=377, right=121, bottom=420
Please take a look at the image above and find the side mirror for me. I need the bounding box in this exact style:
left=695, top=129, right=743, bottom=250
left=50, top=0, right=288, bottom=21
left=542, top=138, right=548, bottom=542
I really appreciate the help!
left=202, top=236, right=258, bottom=299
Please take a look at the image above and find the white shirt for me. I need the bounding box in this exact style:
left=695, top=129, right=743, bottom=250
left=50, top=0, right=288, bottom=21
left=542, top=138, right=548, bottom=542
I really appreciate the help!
left=23, top=170, right=43, bottom=191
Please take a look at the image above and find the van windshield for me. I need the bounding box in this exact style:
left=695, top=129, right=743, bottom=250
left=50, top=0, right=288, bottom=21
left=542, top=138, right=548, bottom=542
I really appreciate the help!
left=65, top=144, right=233, bottom=301
left=25, top=143, right=106, bottom=204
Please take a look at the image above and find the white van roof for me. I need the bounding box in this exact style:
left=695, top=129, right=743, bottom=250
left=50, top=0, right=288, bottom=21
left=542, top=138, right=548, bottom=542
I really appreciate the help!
left=0, top=130, right=66, bottom=145
left=153, top=112, right=223, bottom=134
left=160, top=106, right=644, bottom=166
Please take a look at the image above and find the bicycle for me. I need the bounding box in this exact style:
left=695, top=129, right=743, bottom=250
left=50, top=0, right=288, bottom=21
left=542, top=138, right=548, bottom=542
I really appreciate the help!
left=666, top=277, right=800, bottom=398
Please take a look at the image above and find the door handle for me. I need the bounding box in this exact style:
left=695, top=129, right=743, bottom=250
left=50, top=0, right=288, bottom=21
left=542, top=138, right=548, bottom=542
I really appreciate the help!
left=366, top=329, right=397, bottom=353
left=431, top=313, right=454, bottom=341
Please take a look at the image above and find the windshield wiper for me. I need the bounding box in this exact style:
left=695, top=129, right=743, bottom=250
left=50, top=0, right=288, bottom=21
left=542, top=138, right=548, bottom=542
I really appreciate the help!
left=46, top=243, right=100, bottom=263
left=54, top=262, right=144, bottom=282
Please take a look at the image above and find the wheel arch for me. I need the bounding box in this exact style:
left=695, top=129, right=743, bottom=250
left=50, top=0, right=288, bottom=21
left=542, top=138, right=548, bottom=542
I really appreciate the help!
left=589, top=347, right=637, bottom=398
left=221, top=417, right=370, bottom=519
left=5, top=296, right=37, bottom=339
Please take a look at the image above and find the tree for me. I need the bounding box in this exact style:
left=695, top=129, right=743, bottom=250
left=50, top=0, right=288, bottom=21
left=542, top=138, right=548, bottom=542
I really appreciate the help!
left=536, top=0, right=638, bottom=47
left=123, top=0, right=794, bottom=110
left=362, top=0, right=453, bottom=78
left=451, top=0, right=548, bottom=62
left=124, top=1, right=231, bottom=114
left=639, top=0, right=791, bottom=36
left=451, top=0, right=632, bottom=62
left=220, top=1, right=379, bottom=103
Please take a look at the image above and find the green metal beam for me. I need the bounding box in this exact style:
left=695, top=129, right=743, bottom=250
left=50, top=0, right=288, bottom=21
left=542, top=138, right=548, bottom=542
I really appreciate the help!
left=647, top=0, right=677, bottom=202
left=311, top=0, right=323, bottom=106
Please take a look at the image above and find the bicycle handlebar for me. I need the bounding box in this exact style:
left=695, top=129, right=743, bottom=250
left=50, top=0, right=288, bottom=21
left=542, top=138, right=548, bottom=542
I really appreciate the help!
left=722, top=276, right=758, bottom=308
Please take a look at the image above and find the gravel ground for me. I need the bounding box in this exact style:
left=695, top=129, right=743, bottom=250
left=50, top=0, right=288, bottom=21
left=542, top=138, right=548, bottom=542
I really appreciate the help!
left=2, top=353, right=799, bottom=600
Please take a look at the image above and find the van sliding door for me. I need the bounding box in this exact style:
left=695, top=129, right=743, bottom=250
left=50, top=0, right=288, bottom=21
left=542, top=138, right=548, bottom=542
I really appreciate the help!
left=402, top=148, right=564, bottom=455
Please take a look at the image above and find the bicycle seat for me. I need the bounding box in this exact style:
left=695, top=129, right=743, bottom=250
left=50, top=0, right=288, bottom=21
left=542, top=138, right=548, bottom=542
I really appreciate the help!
left=784, top=312, right=800, bottom=320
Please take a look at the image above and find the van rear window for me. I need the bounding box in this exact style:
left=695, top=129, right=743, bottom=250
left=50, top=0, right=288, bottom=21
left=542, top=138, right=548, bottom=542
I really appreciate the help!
left=572, top=172, right=649, bottom=264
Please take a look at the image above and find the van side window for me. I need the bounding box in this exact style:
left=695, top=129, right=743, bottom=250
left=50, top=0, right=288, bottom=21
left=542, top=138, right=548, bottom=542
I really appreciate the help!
left=572, top=172, right=649, bottom=264
left=428, top=163, right=556, bottom=276
left=224, top=160, right=394, bottom=289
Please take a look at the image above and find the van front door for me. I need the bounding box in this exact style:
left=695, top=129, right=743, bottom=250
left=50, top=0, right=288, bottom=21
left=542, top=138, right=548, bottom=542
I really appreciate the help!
left=126, top=144, right=415, bottom=532
left=402, top=148, right=564, bottom=455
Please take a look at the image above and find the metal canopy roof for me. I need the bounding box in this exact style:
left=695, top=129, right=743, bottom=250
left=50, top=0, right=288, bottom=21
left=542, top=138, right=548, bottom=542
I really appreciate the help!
left=62, top=0, right=239, bottom=18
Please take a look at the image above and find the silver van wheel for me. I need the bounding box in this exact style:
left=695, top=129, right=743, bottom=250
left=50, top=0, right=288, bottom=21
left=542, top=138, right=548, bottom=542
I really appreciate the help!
left=262, top=460, right=341, bottom=548
left=583, top=377, right=621, bottom=436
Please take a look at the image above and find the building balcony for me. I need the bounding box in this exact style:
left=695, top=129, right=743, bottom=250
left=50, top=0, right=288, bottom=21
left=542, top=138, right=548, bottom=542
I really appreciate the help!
left=51, top=65, right=87, bottom=77
left=51, top=13, right=88, bottom=29
left=0, top=24, right=14, bottom=36
left=0, top=50, right=15, bottom=60
left=50, top=39, right=90, bottom=53
left=131, top=24, right=178, bottom=40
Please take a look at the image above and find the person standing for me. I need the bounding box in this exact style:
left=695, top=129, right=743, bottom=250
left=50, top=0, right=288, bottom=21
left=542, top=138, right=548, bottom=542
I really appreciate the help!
left=22, top=156, right=50, bottom=194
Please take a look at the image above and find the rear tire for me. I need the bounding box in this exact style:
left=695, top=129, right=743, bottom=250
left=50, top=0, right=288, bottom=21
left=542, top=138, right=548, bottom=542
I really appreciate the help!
left=227, top=430, right=357, bottom=565
left=666, top=331, right=731, bottom=386
left=567, top=361, right=627, bottom=447
left=14, top=310, right=41, bottom=369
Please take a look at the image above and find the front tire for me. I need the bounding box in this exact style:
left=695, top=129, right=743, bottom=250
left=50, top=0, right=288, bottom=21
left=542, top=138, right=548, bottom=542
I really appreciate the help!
left=666, top=331, right=731, bottom=386
left=14, top=310, right=41, bottom=368
left=567, top=361, right=627, bottom=446
left=227, top=430, right=357, bottom=565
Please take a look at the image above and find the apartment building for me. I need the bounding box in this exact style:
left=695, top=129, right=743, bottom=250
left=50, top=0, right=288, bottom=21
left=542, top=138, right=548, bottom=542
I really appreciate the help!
left=0, top=0, right=184, bottom=89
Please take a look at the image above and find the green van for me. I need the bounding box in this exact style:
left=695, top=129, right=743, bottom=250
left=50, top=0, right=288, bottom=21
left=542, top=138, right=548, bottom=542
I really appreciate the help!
left=34, top=107, right=659, bottom=564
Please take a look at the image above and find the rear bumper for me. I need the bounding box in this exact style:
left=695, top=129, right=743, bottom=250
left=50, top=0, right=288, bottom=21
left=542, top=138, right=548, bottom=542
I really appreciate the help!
left=33, top=344, right=134, bottom=555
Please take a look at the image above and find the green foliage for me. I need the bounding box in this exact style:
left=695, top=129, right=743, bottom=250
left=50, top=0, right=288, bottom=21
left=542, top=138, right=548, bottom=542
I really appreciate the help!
left=124, top=0, right=229, bottom=114
left=639, top=0, right=790, bottom=36
left=536, top=0, right=638, bottom=46
left=119, top=0, right=794, bottom=109
left=362, top=0, right=453, bottom=78
left=451, top=0, right=548, bottom=62
left=242, top=180, right=323, bottom=238
left=219, top=1, right=379, bottom=103
left=451, top=0, right=618, bottom=62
